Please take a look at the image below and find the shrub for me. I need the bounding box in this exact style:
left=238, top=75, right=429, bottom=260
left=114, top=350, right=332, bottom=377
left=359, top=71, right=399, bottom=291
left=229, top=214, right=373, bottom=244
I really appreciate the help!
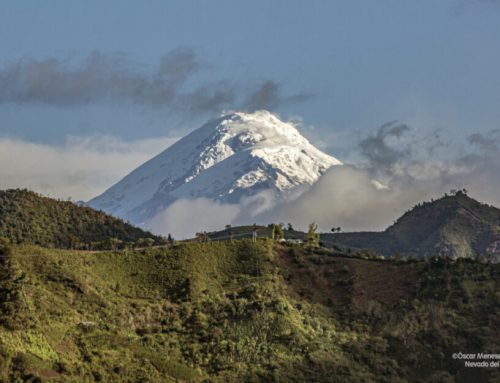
left=0, top=237, right=11, bottom=256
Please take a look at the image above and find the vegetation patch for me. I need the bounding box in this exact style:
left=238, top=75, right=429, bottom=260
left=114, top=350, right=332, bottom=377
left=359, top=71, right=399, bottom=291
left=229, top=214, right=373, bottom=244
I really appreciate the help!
left=0, top=238, right=497, bottom=382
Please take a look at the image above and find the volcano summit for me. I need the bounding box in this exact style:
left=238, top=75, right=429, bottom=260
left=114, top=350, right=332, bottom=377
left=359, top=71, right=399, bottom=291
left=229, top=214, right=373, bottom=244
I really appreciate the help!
left=89, top=111, right=341, bottom=225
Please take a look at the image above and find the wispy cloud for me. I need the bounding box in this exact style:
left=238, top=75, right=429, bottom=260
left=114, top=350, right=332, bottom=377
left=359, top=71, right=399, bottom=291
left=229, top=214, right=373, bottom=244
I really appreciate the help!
left=261, top=123, right=500, bottom=232
left=0, top=48, right=311, bottom=113
left=358, top=121, right=411, bottom=175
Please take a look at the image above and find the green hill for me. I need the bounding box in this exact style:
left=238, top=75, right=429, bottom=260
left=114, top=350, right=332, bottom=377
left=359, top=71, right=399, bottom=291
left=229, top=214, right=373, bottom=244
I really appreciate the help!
left=0, top=240, right=498, bottom=382
left=0, top=189, right=162, bottom=250
left=323, top=192, right=500, bottom=259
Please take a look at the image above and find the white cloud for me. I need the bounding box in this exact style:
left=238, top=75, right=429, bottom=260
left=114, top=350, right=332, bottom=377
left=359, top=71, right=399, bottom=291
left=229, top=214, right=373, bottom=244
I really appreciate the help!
left=3, top=119, right=498, bottom=241
left=257, top=128, right=500, bottom=233
left=144, top=127, right=500, bottom=238
left=0, top=135, right=178, bottom=200
left=147, top=198, right=240, bottom=238
left=257, top=165, right=441, bottom=232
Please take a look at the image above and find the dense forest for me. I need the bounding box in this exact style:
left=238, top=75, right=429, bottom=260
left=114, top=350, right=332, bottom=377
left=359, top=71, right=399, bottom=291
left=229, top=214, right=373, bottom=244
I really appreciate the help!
left=0, top=189, right=162, bottom=250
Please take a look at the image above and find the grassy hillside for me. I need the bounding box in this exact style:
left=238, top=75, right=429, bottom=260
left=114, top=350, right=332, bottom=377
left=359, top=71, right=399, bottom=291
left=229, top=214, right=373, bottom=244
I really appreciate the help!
left=323, top=192, right=500, bottom=259
left=0, top=240, right=498, bottom=382
left=0, top=189, right=162, bottom=249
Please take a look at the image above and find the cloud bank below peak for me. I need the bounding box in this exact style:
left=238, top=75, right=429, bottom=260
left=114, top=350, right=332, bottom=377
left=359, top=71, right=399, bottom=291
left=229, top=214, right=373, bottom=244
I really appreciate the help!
left=145, top=122, right=500, bottom=238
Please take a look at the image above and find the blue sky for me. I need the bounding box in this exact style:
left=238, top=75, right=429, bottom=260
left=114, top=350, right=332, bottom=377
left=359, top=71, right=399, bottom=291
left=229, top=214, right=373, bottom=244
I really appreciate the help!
left=1, top=0, right=500, bottom=199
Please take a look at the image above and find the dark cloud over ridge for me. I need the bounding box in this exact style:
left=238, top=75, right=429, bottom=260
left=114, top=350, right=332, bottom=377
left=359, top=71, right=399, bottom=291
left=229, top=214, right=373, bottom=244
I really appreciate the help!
left=0, top=48, right=310, bottom=114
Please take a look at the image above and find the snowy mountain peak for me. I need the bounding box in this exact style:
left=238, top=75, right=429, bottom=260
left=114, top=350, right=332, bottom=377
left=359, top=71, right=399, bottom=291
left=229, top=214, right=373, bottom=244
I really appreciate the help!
left=88, top=110, right=342, bottom=225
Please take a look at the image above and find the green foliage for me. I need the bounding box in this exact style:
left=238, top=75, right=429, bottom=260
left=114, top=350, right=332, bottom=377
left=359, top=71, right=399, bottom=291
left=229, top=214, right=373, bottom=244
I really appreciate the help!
left=307, top=223, right=320, bottom=247
left=276, top=223, right=284, bottom=240
left=0, top=189, right=162, bottom=250
left=0, top=237, right=11, bottom=257
left=0, top=250, right=32, bottom=330
left=0, top=240, right=497, bottom=382
left=270, top=223, right=284, bottom=240
left=323, top=193, right=500, bottom=259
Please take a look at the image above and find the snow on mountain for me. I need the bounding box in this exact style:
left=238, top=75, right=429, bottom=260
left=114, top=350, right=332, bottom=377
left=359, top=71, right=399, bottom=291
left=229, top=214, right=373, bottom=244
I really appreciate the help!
left=88, top=110, right=342, bottom=225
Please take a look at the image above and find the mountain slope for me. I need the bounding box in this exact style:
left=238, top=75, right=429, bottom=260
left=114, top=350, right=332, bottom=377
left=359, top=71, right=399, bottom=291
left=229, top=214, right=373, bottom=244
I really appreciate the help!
left=0, top=241, right=498, bottom=382
left=322, top=192, right=500, bottom=259
left=89, top=110, right=341, bottom=225
left=0, top=189, right=160, bottom=249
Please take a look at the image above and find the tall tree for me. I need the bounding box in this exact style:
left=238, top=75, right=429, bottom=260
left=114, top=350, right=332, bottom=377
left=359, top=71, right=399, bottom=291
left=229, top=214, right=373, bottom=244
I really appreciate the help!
left=276, top=224, right=284, bottom=240
left=307, top=223, right=320, bottom=248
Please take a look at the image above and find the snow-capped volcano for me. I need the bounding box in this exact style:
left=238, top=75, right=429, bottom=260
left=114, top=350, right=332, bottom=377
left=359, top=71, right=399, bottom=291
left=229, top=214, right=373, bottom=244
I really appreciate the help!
left=88, top=110, right=342, bottom=225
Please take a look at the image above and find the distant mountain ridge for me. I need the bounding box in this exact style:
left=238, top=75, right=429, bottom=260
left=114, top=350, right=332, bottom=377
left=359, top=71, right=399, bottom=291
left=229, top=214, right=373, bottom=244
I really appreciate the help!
left=323, top=192, right=500, bottom=259
left=89, top=110, right=341, bottom=225
left=0, top=189, right=160, bottom=249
